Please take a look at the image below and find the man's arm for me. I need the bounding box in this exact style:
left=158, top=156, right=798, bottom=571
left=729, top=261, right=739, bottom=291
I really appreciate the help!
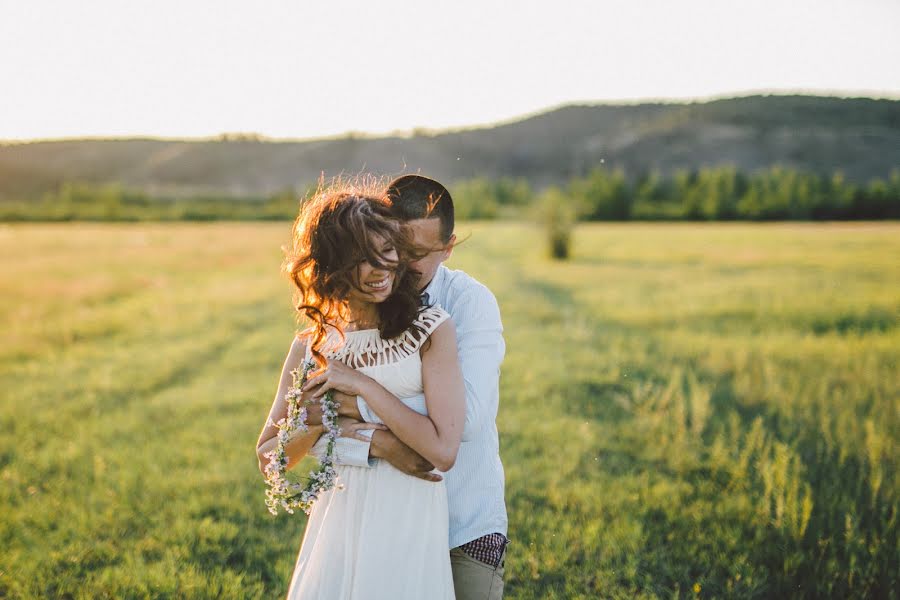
left=331, top=388, right=444, bottom=481
left=305, top=390, right=378, bottom=468
left=369, top=429, right=443, bottom=482
left=452, top=285, right=505, bottom=442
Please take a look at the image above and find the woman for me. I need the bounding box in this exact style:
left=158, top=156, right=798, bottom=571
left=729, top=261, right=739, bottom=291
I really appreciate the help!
left=255, top=181, right=464, bottom=599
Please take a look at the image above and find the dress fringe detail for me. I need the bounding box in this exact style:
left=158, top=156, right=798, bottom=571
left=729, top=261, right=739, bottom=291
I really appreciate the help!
left=322, top=306, right=449, bottom=369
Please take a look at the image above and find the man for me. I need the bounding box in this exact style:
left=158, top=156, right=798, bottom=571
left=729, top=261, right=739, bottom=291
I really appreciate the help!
left=307, top=174, right=509, bottom=599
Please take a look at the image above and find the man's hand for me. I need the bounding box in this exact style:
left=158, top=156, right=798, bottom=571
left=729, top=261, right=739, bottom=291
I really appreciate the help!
left=334, top=391, right=362, bottom=419
left=303, top=388, right=359, bottom=425
left=337, top=416, right=386, bottom=440
left=371, top=429, right=443, bottom=482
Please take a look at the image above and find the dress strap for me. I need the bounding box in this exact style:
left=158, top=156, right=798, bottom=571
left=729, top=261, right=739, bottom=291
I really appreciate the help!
left=415, top=305, right=451, bottom=337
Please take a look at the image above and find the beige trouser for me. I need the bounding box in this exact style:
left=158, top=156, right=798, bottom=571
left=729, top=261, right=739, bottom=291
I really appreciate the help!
left=450, top=545, right=507, bottom=600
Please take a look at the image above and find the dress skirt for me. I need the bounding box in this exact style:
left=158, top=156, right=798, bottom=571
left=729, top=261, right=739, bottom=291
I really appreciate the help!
left=287, top=460, right=455, bottom=599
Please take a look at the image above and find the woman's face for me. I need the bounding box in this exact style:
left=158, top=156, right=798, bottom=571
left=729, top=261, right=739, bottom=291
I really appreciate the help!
left=348, top=233, right=399, bottom=305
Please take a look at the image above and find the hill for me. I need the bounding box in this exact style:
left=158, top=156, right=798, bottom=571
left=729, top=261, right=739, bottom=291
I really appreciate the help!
left=1, top=94, right=898, bottom=200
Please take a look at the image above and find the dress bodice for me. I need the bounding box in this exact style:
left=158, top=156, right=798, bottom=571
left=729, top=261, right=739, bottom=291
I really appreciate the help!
left=313, top=306, right=450, bottom=420
left=289, top=309, right=455, bottom=599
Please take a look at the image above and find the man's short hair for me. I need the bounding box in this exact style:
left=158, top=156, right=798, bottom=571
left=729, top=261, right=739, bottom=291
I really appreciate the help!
left=385, top=175, right=454, bottom=244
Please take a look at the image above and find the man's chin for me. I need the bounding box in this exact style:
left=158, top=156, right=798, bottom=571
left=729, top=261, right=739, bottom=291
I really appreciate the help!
left=417, top=273, right=437, bottom=291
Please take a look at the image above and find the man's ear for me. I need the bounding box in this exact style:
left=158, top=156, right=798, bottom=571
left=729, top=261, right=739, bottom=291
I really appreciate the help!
left=442, top=234, right=457, bottom=261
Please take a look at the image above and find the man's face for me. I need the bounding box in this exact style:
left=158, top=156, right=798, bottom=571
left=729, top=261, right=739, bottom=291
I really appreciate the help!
left=404, top=218, right=454, bottom=291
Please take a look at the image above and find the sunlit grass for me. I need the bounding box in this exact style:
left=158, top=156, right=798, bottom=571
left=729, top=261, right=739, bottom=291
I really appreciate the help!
left=1, top=222, right=897, bottom=599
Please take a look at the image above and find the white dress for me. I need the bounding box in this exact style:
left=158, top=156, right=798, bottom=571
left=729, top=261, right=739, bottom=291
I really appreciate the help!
left=287, top=306, right=455, bottom=600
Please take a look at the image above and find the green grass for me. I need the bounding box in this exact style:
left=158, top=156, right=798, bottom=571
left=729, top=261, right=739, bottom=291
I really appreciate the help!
left=1, top=222, right=897, bottom=599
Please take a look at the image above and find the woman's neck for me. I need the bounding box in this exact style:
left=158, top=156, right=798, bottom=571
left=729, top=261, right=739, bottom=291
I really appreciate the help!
left=345, top=300, right=380, bottom=331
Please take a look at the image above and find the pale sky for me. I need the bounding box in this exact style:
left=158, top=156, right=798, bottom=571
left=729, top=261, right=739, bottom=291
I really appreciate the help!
left=1, top=0, right=898, bottom=141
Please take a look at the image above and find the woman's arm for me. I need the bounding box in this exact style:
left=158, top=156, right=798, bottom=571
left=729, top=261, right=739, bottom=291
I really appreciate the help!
left=255, top=336, right=324, bottom=476
left=304, top=320, right=465, bottom=471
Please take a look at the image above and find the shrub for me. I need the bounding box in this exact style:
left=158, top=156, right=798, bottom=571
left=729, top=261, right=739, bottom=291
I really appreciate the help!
left=535, top=187, right=575, bottom=260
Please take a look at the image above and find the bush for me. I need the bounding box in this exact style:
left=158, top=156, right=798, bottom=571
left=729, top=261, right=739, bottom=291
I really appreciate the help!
left=535, top=187, right=575, bottom=260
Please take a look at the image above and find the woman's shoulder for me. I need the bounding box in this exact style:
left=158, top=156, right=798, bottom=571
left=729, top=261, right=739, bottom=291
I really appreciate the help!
left=294, top=326, right=318, bottom=347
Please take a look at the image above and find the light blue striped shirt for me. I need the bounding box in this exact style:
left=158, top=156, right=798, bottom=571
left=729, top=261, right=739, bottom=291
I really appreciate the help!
left=319, top=264, right=508, bottom=548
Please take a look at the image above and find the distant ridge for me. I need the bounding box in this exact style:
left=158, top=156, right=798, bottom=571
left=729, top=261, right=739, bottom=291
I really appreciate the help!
left=1, top=94, right=898, bottom=200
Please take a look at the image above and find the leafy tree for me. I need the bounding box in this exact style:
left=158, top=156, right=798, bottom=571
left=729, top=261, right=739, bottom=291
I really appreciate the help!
left=569, top=167, right=631, bottom=220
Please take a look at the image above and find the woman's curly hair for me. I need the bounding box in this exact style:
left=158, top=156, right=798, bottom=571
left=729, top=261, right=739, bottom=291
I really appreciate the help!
left=282, top=178, right=424, bottom=364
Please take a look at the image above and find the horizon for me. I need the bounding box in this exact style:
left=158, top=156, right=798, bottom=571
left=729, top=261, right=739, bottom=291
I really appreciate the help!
left=2, top=89, right=897, bottom=145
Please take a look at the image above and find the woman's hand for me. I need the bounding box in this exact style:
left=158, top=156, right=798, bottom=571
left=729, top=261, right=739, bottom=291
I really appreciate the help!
left=302, top=359, right=373, bottom=399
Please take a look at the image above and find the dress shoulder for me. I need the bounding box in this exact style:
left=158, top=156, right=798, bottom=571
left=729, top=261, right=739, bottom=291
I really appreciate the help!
left=415, top=305, right=450, bottom=336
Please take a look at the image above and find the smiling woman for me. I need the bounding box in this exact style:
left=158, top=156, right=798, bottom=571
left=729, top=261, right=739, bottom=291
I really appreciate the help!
left=280, top=180, right=423, bottom=363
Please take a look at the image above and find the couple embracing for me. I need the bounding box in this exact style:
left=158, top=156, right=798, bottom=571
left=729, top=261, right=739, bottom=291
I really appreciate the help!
left=255, top=175, right=509, bottom=599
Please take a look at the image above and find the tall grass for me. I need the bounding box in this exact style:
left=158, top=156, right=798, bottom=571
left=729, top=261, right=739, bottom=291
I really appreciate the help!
left=1, top=222, right=897, bottom=599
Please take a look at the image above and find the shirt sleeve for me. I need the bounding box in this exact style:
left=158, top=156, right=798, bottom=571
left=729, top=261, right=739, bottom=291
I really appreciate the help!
left=356, top=394, right=378, bottom=423
left=309, top=429, right=375, bottom=468
left=452, top=284, right=505, bottom=442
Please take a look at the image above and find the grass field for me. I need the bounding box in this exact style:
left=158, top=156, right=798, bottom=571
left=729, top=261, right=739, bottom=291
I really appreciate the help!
left=1, top=222, right=897, bottom=599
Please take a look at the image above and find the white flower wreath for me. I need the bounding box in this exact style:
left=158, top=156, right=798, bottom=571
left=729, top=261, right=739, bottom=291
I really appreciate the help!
left=262, top=358, right=342, bottom=515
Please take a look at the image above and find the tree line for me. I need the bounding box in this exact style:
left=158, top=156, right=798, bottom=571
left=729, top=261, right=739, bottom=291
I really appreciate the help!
left=455, top=166, right=900, bottom=222
left=1, top=166, right=898, bottom=222
left=0, top=183, right=301, bottom=222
